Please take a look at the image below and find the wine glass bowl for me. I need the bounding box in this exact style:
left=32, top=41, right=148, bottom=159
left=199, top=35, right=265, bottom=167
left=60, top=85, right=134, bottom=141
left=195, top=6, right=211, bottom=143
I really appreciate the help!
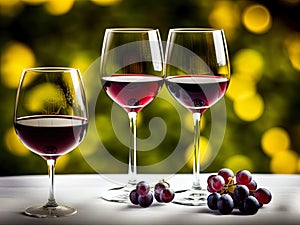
left=14, top=67, right=88, bottom=217
left=164, top=28, right=230, bottom=205
left=100, top=28, right=164, bottom=202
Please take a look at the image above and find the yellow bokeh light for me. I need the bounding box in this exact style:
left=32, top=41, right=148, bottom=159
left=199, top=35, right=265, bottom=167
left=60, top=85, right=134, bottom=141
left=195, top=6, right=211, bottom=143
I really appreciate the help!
left=0, top=0, right=23, bottom=17
left=261, top=127, right=290, bottom=157
left=0, top=0, right=20, bottom=6
left=69, top=53, right=94, bottom=75
left=1, top=42, right=35, bottom=88
left=226, top=74, right=256, bottom=101
left=233, top=93, right=264, bottom=121
left=55, top=154, right=70, bottom=173
left=185, top=136, right=211, bottom=169
left=90, top=0, right=122, bottom=6
left=5, top=127, right=29, bottom=157
left=270, top=150, right=299, bottom=174
left=224, top=154, right=253, bottom=174
left=285, top=33, right=300, bottom=71
left=242, top=4, right=272, bottom=34
left=233, top=48, right=264, bottom=82
left=25, top=83, right=66, bottom=113
left=44, top=0, right=74, bottom=15
left=208, top=1, right=240, bottom=40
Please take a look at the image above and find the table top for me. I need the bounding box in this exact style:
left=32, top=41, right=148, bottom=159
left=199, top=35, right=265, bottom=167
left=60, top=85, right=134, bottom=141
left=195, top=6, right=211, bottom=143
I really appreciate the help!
left=0, top=174, right=299, bottom=225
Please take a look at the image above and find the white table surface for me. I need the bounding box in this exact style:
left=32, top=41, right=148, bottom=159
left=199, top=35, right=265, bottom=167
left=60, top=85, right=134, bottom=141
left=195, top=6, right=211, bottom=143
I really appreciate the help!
left=0, top=174, right=299, bottom=225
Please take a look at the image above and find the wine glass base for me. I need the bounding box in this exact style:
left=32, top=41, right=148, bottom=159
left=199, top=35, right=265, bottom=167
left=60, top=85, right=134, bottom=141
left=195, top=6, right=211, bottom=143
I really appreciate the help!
left=24, top=205, right=77, bottom=218
left=173, top=189, right=207, bottom=206
left=101, top=186, right=131, bottom=203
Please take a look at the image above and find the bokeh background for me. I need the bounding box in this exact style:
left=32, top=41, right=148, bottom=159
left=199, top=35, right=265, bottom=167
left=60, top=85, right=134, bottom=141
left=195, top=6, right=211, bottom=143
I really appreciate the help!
left=1, top=0, right=300, bottom=176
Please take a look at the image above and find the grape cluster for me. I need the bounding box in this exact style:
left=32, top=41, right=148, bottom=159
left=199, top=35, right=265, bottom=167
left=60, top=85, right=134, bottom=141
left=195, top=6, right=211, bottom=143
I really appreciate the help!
left=207, top=168, right=272, bottom=215
left=129, top=180, right=175, bottom=207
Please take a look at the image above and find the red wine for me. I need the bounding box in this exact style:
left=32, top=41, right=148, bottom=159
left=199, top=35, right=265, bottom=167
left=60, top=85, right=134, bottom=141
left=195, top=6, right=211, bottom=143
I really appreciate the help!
left=165, top=75, right=229, bottom=113
left=15, top=115, right=88, bottom=160
left=101, top=74, right=164, bottom=113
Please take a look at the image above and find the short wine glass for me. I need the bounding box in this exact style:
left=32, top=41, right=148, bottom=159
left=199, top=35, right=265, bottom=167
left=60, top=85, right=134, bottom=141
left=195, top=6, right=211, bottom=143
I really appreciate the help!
left=100, top=28, right=164, bottom=202
left=14, top=67, right=88, bottom=217
left=164, top=28, right=230, bottom=205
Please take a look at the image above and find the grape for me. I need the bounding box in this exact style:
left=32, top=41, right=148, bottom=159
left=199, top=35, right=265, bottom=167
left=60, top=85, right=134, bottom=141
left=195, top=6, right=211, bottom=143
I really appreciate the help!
left=255, top=188, right=272, bottom=205
left=206, top=168, right=272, bottom=215
left=217, top=194, right=234, bottom=214
left=207, top=175, right=225, bottom=192
left=138, top=192, right=153, bottom=207
left=154, top=182, right=167, bottom=194
left=236, top=170, right=252, bottom=185
left=160, top=188, right=175, bottom=203
left=239, top=196, right=260, bottom=215
left=218, top=168, right=234, bottom=184
left=233, top=185, right=249, bottom=202
left=136, top=181, right=150, bottom=196
left=246, top=179, right=257, bottom=192
left=207, top=185, right=213, bottom=193
left=207, top=192, right=221, bottom=210
left=153, top=182, right=168, bottom=202
left=154, top=192, right=162, bottom=202
left=129, top=180, right=176, bottom=207
left=129, top=189, right=139, bottom=205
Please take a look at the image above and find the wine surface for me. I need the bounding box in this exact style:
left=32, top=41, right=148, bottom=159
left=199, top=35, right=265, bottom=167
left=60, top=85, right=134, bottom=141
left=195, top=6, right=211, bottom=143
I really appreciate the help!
left=101, top=74, right=164, bottom=113
left=15, top=115, right=88, bottom=160
left=165, top=75, right=229, bottom=113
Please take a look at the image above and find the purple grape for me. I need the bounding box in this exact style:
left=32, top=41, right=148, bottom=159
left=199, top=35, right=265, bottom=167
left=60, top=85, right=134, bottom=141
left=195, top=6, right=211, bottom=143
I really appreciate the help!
left=154, top=182, right=167, bottom=194
left=136, top=181, right=150, bottom=196
left=255, top=188, right=272, bottom=205
left=138, top=192, right=153, bottom=207
left=233, top=185, right=249, bottom=202
left=154, top=182, right=168, bottom=202
left=207, top=175, right=225, bottom=192
left=154, top=192, right=162, bottom=202
left=217, top=194, right=234, bottom=214
left=160, top=188, right=175, bottom=203
left=129, top=189, right=139, bottom=205
left=246, top=179, right=257, bottom=192
left=207, top=192, right=221, bottom=210
left=218, top=168, right=234, bottom=184
left=236, top=170, right=252, bottom=185
left=239, top=196, right=260, bottom=215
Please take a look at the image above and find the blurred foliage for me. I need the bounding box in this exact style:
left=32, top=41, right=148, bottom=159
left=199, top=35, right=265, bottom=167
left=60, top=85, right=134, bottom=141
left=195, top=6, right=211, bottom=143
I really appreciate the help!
left=1, top=0, right=300, bottom=176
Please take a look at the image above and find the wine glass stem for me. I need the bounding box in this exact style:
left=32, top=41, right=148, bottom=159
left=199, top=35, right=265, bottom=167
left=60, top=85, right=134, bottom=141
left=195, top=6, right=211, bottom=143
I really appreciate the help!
left=45, top=159, right=58, bottom=207
left=128, top=111, right=137, bottom=185
left=192, top=112, right=202, bottom=190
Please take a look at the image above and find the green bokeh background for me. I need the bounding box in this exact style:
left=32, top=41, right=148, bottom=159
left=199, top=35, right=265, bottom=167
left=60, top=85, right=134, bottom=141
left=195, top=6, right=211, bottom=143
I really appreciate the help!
left=1, top=0, right=300, bottom=176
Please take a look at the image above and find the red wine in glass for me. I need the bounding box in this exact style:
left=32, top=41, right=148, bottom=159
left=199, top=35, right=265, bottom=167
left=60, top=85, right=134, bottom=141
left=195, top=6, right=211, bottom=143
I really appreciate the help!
left=165, top=75, right=229, bottom=114
left=100, top=28, right=164, bottom=202
left=164, top=28, right=230, bottom=206
left=14, top=67, right=88, bottom=217
left=101, top=74, right=164, bottom=113
left=15, top=115, right=88, bottom=160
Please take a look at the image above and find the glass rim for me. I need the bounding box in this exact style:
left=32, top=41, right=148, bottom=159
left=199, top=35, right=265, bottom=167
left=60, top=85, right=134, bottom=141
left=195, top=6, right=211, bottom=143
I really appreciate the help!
left=169, top=28, right=223, bottom=33
left=105, top=28, right=158, bottom=33
left=23, top=67, right=79, bottom=73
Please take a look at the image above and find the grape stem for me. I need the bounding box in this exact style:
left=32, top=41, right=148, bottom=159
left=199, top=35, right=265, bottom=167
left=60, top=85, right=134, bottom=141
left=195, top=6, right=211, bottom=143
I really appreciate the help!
left=219, top=177, right=236, bottom=195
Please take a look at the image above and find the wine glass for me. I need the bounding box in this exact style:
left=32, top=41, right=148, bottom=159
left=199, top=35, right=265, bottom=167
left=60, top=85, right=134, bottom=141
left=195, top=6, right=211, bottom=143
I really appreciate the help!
left=164, top=28, right=230, bottom=205
left=100, top=28, right=164, bottom=202
left=14, top=67, right=88, bottom=217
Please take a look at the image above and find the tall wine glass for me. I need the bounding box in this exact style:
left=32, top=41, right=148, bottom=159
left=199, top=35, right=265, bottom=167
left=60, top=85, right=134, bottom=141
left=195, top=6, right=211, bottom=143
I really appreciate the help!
left=100, top=28, right=164, bottom=202
left=14, top=67, right=88, bottom=217
left=164, top=28, right=230, bottom=205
